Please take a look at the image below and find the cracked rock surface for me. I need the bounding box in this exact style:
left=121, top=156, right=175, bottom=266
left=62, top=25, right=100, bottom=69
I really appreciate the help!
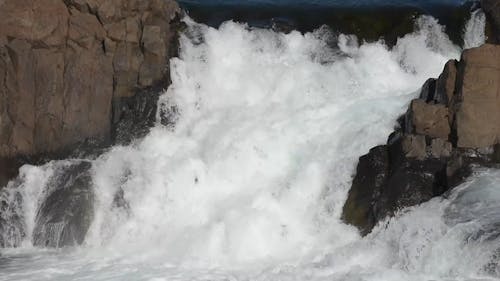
left=0, top=0, right=180, bottom=158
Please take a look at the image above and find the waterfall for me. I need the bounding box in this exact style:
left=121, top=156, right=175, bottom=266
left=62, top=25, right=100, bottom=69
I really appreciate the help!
left=0, top=9, right=496, bottom=281
left=463, top=9, right=486, bottom=49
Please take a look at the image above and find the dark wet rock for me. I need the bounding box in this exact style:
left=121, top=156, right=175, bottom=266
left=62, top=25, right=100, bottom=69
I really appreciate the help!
left=435, top=60, right=458, bottom=106
left=0, top=158, right=24, bottom=189
left=343, top=44, right=500, bottom=235
left=343, top=136, right=448, bottom=236
left=32, top=161, right=93, bottom=248
left=418, top=78, right=437, bottom=103
left=112, top=83, right=166, bottom=145
left=342, top=146, right=389, bottom=236
left=482, top=0, right=500, bottom=44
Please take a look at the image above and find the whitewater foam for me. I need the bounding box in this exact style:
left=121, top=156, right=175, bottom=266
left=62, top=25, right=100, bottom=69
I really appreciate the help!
left=464, top=9, right=486, bottom=49
left=84, top=15, right=458, bottom=265
left=0, top=12, right=495, bottom=281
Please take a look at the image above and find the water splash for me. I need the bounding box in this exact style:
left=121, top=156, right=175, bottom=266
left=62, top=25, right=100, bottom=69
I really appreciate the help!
left=463, top=8, right=486, bottom=49
left=0, top=12, right=494, bottom=281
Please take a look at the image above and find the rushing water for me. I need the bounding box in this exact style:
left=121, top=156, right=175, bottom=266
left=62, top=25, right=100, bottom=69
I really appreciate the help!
left=0, top=8, right=492, bottom=281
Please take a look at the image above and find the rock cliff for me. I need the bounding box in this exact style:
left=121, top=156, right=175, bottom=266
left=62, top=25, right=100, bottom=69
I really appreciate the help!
left=0, top=0, right=181, bottom=186
left=343, top=43, right=500, bottom=235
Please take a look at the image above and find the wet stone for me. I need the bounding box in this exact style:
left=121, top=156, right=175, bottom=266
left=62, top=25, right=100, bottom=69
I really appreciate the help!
left=32, top=161, right=94, bottom=248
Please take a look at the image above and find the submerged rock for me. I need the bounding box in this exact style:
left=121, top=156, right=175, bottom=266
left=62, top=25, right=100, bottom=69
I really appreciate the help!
left=342, top=146, right=389, bottom=235
left=343, top=44, right=500, bottom=235
left=32, top=161, right=94, bottom=248
left=342, top=137, right=448, bottom=236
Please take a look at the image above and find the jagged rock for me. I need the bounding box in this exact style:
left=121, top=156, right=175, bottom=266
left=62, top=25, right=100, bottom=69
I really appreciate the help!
left=436, top=59, right=458, bottom=106
left=455, top=44, right=500, bottom=148
left=32, top=161, right=94, bottom=248
left=406, top=99, right=450, bottom=139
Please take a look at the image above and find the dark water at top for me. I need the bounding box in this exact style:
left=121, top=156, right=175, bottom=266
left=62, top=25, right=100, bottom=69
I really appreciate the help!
left=179, top=0, right=467, bottom=8
left=178, top=0, right=479, bottom=46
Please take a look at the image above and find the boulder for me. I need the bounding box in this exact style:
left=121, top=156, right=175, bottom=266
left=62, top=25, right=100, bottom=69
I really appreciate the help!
left=342, top=146, right=389, bottom=236
left=32, top=161, right=93, bottom=247
left=342, top=137, right=449, bottom=236
left=406, top=99, right=450, bottom=139
left=455, top=44, right=500, bottom=148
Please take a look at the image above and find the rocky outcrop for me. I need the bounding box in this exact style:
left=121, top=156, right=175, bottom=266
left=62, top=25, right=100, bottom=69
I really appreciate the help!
left=0, top=0, right=181, bottom=186
left=482, top=0, right=500, bottom=44
left=343, top=44, right=500, bottom=235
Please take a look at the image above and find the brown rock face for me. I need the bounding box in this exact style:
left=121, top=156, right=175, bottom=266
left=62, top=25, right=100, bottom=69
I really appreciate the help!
left=455, top=44, right=500, bottom=148
left=0, top=0, right=180, bottom=166
left=407, top=99, right=450, bottom=139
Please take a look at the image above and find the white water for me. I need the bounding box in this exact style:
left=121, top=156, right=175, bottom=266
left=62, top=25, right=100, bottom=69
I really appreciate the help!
left=464, top=9, right=486, bottom=49
left=0, top=13, right=493, bottom=281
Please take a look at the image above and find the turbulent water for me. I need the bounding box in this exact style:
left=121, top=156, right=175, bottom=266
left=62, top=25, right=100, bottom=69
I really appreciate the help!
left=0, top=8, right=493, bottom=281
